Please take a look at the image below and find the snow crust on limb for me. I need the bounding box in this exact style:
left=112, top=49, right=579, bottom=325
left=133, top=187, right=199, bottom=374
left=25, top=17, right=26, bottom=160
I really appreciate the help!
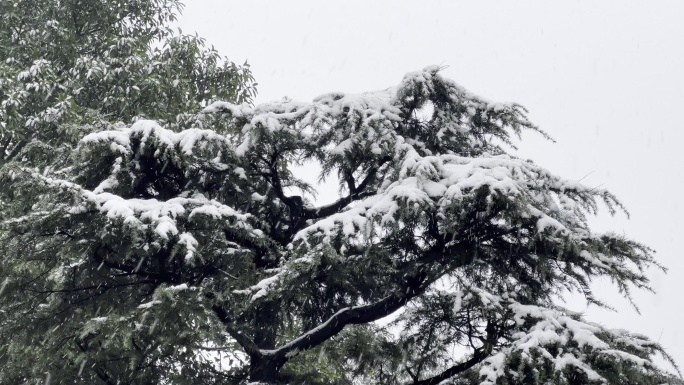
left=26, top=169, right=252, bottom=245
left=81, top=119, right=234, bottom=157
left=478, top=296, right=671, bottom=384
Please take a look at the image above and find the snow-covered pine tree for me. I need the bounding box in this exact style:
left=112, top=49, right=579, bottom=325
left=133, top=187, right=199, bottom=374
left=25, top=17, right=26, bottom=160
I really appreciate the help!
left=0, top=66, right=679, bottom=384
left=0, top=0, right=255, bottom=168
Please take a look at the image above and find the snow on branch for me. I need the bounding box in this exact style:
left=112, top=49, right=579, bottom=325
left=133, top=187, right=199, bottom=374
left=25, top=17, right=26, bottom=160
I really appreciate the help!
left=479, top=298, right=674, bottom=384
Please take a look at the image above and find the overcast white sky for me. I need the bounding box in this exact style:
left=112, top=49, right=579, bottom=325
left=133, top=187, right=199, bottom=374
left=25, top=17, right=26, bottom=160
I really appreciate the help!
left=178, top=0, right=684, bottom=369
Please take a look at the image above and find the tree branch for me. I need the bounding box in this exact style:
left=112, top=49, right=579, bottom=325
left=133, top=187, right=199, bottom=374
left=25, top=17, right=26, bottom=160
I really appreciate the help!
left=207, top=295, right=262, bottom=358
left=411, top=318, right=501, bottom=385
left=75, top=340, right=117, bottom=385
left=302, top=189, right=376, bottom=221
left=411, top=349, right=488, bottom=385
left=266, top=151, right=298, bottom=209
left=303, top=159, right=389, bottom=220
left=90, top=245, right=171, bottom=282
left=263, top=239, right=471, bottom=362
left=262, top=266, right=432, bottom=361
left=222, top=228, right=269, bottom=256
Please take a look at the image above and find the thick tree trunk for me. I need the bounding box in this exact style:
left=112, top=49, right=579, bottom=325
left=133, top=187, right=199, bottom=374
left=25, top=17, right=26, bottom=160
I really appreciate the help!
left=248, top=354, right=286, bottom=384
left=249, top=299, right=283, bottom=383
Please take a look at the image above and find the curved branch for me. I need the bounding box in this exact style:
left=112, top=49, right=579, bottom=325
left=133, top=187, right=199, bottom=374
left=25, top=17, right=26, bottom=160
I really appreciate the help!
left=262, top=286, right=423, bottom=361
left=265, top=151, right=298, bottom=209
left=210, top=303, right=262, bottom=358
left=411, top=347, right=489, bottom=385
left=411, top=318, right=501, bottom=385
left=303, top=158, right=390, bottom=220
left=302, top=189, right=376, bottom=221
left=263, top=239, right=471, bottom=362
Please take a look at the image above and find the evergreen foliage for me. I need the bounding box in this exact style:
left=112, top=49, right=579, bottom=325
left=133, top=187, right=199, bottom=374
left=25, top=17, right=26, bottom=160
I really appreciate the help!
left=0, top=0, right=255, bottom=167
left=0, top=3, right=678, bottom=384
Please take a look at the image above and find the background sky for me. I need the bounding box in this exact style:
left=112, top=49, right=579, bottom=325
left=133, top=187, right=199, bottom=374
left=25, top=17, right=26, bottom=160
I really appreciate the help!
left=177, top=0, right=684, bottom=370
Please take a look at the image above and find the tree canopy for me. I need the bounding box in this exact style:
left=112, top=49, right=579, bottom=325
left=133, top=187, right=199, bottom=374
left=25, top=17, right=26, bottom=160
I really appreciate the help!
left=1, top=63, right=679, bottom=384
left=0, top=2, right=679, bottom=385
left=0, top=0, right=255, bottom=167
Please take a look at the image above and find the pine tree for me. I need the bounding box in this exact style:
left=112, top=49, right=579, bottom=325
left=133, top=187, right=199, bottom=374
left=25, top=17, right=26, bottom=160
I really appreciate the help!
left=0, top=26, right=679, bottom=385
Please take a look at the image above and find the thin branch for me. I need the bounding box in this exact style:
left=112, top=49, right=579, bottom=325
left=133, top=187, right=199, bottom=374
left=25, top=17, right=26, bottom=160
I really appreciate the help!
left=411, top=319, right=501, bottom=385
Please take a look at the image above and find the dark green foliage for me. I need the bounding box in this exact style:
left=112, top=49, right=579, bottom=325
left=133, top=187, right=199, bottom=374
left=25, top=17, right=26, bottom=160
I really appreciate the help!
left=0, top=7, right=678, bottom=383
left=0, top=0, right=255, bottom=166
